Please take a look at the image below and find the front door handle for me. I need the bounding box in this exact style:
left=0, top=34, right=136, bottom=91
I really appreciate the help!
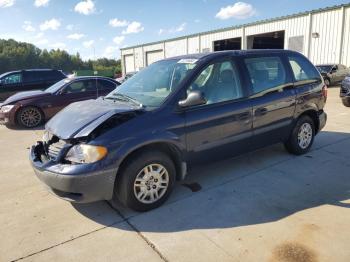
left=237, top=112, right=250, bottom=121
left=255, top=108, right=268, bottom=116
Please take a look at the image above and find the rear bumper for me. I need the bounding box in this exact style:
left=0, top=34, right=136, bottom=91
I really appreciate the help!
left=30, top=143, right=117, bottom=203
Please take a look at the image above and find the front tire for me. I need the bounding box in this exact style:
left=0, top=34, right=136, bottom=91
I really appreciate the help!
left=284, top=115, right=315, bottom=155
left=16, top=106, right=44, bottom=128
left=114, top=150, right=176, bottom=212
left=342, top=98, right=350, bottom=107
left=324, top=78, right=330, bottom=86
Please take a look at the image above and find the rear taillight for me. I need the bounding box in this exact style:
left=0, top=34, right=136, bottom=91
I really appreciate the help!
left=322, top=85, right=328, bottom=102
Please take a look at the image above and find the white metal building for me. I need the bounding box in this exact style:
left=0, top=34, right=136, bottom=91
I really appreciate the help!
left=121, top=4, right=350, bottom=75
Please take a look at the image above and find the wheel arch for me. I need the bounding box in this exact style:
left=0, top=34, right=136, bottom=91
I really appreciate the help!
left=297, top=110, right=320, bottom=134
left=116, top=141, right=185, bottom=183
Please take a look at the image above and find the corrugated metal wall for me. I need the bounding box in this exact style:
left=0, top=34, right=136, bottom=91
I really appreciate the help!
left=121, top=5, right=350, bottom=74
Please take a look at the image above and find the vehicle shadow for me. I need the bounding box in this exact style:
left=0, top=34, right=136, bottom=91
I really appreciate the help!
left=5, top=125, right=45, bottom=131
left=72, top=130, right=350, bottom=233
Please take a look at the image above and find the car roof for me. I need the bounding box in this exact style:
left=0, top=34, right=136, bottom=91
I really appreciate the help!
left=1, top=69, right=62, bottom=74
left=69, top=76, right=116, bottom=81
left=163, top=49, right=301, bottom=61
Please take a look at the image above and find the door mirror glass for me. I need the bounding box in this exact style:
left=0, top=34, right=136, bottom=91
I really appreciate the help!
left=178, top=90, right=207, bottom=108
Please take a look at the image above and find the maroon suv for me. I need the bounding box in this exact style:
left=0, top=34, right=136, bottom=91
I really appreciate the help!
left=0, top=76, right=119, bottom=128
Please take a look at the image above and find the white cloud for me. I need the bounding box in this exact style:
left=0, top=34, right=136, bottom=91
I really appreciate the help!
left=122, top=21, right=144, bottom=34
left=158, top=22, right=187, bottom=35
left=35, top=32, right=44, bottom=38
left=113, top=36, right=125, bottom=45
left=216, top=2, right=256, bottom=20
left=0, top=0, right=15, bottom=8
left=23, top=21, right=36, bottom=32
left=36, top=38, right=49, bottom=45
left=50, top=42, right=66, bottom=49
left=109, top=18, right=128, bottom=27
left=103, top=46, right=119, bottom=58
left=174, top=22, right=186, bottom=32
left=83, top=40, right=94, bottom=48
left=34, top=0, right=49, bottom=7
left=74, top=0, right=95, bottom=15
left=40, top=18, right=61, bottom=31
left=67, top=33, right=85, bottom=40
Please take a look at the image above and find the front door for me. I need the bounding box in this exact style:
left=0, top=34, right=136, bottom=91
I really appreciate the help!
left=183, top=59, right=253, bottom=163
left=45, top=79, right=98, bottom=118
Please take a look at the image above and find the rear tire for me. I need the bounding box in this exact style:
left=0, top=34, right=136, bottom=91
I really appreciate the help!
left=284, top=115, right=315, bottom=155
left=16, top=106, right=44, bottom=128
left=113, top=150, right=176, bottom=212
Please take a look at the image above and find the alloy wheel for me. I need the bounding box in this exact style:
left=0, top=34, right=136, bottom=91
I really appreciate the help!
left=297, top=123, right=313, bottom=149
left=20, top=107, right=42, bottom=128
left=133, top=163, right=169, bottom=204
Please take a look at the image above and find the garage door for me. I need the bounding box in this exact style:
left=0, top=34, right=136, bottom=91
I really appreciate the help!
left=146, top=50, right=163, bottom=66
left=124, top=55, right=135, bottom=73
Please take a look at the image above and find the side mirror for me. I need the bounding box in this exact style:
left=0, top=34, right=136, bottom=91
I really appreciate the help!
left=178, top=90, right=207, bottom=108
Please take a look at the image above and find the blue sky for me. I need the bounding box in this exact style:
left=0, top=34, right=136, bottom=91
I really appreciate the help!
left=0, top=0, right=348, bottom=60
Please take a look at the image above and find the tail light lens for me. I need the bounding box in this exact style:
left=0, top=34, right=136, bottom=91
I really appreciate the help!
left=322, top=84, right=328, bottom=102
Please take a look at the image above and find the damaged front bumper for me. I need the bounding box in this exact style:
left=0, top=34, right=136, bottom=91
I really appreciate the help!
left=30, top=142, right=117, bottom=203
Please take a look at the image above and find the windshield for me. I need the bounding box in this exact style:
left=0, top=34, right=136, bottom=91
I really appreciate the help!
left=316, top=65, right=333, bottom=73
left=45, top=78, right=72, bottom=93
left=106, top=59, right=197, bottom=107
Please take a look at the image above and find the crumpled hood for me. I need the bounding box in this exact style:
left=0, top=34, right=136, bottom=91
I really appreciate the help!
left=46, top=98, right=142, bottom=140
left=3, top=90, right=49, bottom=105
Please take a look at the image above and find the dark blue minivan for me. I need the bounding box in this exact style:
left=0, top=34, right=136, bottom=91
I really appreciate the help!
left=30, top=50, right=327, bottom=211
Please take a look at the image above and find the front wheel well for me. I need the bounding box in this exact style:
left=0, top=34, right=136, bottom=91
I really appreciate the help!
left=297, top=110, right=320, bottom=133
left=117, top=142, right=184, bottom=182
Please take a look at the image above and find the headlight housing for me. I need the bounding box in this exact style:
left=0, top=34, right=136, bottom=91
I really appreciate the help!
left=65, top=144, right=108, bottom=164
left=0, top=105, right=14, bottom=113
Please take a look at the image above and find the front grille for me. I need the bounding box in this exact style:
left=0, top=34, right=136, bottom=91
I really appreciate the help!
left=47, top=140, right=66, bottom=159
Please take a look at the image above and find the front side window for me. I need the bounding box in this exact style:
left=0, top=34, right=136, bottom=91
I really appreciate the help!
left=64, top=80, right=96, bottom=93
left=106, top=59, right=197, bottom=108
left=98, top=79, right=116, bottom=90
left=1, top=73, right=22, bottom=85
left=188, top=60, right=243, bottom=105
left=244, top=56, right=286, bottom=94
left=316, top=65, right=333, bottom=73
left=288, top=55, right=321, bottom=83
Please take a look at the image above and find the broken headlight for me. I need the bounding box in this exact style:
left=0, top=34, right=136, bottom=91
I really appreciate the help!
left=65, top=144, right=108, bottom=164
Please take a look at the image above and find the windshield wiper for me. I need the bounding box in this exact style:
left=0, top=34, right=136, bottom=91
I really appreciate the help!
left=106, top=93, right=144, bottom=107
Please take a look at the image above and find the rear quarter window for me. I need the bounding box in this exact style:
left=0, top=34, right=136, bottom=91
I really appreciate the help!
left=288, top=55, right=321, bottom=84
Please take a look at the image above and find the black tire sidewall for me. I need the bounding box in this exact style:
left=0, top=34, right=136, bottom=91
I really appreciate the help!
left=116, top=151, right=176, bottom=212
left=342, top=99, right=350, bottom=107
left=17, top=106, right=43, bottom=128
left=324, top=78, right=330, bottom=86
left=286, top=116, right=315, bottom=155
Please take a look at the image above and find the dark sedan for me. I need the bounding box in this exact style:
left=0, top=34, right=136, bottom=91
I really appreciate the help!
left=316, top=64, right=350, bottom=86
left=0, top=76, right=119, bottom=128
left=340, top=75, right=350, bottom=107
